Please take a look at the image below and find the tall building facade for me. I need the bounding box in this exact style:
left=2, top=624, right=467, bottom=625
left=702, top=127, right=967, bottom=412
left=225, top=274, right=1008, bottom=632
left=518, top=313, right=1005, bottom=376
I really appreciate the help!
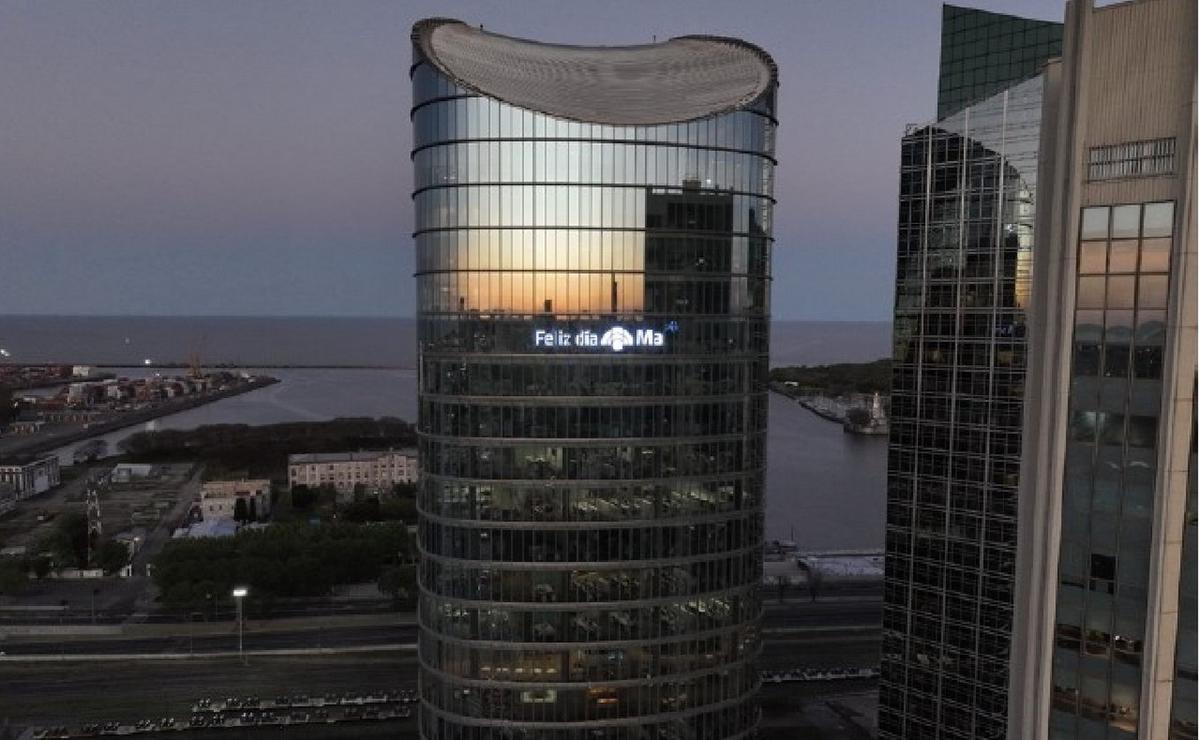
left=1010, top=1, right=1197, bottom=738
left=879, top=6, right=1062, bottom=739
left=410, top=20, right=777, bottom=740
left=937, top=5, right=1063, bottom=120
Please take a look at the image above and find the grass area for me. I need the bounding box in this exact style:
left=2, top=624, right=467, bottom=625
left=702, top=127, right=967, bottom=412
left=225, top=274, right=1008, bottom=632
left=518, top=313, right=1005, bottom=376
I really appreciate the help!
left=0, top=652, right=417, bottom=726
left=770, top=359, right=892, bottom=396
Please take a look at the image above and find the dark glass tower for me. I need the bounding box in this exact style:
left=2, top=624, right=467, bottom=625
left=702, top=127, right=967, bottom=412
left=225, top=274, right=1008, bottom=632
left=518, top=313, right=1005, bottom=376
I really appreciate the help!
left=937, top=5, right=1062, bottom=120
left=879, top=6, right=1060, bottom=737
left=411, top=20, right=777, bottom=740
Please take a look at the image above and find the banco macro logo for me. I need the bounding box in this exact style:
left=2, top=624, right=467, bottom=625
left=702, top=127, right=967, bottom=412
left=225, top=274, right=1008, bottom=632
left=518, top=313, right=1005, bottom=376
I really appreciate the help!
left=600, top=327, right=635, bottom=352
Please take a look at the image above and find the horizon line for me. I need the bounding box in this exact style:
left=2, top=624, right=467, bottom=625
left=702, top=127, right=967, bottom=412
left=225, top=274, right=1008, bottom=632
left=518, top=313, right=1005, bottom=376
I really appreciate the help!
left=0, top=312, right=893, bottom=323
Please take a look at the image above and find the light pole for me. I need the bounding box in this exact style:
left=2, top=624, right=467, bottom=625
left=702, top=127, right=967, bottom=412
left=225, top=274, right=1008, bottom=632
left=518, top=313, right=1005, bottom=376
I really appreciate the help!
left=232, top=586, right=248, bottom=664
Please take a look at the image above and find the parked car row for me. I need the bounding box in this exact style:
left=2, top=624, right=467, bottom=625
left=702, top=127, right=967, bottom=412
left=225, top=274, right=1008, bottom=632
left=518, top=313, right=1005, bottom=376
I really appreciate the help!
left=187, top=705, right=414, bottom=727
left=193, top=687, right=418, bottom=713
left=32, top=689, right=420, bottom=738
left=761, top=666, right=880, bottom=683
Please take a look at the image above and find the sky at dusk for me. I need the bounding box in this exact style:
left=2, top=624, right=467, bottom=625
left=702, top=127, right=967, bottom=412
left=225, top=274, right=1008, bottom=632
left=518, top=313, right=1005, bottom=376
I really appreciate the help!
left=0, top=0, right=1063, bottom=321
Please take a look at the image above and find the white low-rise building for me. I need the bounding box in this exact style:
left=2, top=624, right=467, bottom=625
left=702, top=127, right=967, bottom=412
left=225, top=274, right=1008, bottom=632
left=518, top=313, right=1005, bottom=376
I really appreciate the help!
left=288, top=449, right=418, bottom=495
left=199, top=479, right=271, bottom=522
left=0, top=456, right=61, bottom=500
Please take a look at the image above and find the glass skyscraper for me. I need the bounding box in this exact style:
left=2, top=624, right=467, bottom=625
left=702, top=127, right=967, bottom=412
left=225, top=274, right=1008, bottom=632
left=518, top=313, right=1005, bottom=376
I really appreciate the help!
left=1008, top=1, right=1197, bottom=738
left=410, top=19, right=777, bottom=740
left=937, top=5, right=1062, bottom=120
left=880, top=6, right=1061, bottom=739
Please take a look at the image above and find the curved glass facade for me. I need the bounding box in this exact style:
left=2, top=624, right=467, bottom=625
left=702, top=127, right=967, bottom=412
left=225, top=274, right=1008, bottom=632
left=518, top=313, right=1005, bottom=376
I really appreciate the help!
left=412, top=24, right=777, bottom=740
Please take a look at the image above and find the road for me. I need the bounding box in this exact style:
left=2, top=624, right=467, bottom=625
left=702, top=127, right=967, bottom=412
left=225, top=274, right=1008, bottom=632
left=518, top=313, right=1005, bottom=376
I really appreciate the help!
left=0, top=624, right=414, bottom=656
left=0, top=598, right=880, bottom=657
left=0, top=601, right=882, bottom=732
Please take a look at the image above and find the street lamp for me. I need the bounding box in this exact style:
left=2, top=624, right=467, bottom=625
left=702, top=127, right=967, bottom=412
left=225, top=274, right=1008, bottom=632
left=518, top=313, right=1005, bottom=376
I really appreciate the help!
left=232, top=586, right=248, bottom=663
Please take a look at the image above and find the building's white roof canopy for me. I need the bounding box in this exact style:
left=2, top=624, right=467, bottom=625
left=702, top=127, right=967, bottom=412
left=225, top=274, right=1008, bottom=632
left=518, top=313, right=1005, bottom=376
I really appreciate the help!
left=413, top=18, right=777, bottom=126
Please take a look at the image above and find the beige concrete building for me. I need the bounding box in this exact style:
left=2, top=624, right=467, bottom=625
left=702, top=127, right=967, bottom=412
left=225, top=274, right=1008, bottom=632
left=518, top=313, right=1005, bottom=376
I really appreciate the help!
left=0, top=456, right=60, bottom=499
left=199, top=479, right=271, bottom=522
left=1010, top=1, right=1196, bottom=738
left=287, top=449, right=417, bottom=495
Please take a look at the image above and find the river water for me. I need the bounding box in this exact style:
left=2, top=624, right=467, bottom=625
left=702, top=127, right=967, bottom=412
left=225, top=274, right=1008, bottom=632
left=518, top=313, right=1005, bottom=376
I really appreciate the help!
left=4, top=316, right=890, bottom=550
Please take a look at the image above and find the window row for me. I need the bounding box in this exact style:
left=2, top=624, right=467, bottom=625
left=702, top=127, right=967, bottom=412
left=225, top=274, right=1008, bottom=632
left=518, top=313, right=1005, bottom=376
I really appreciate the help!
left=1078, top=237, right=1172, bottom=276
left=413, top=140, right=773, bottom=197
left=418, top=672, right=760, bottom=733
left=886, top=547, right=1016, bottom=585
left=415, top=228, right=770, bottom=276
left=424, top=629, right=755, bottom=683
left=889, top=394, right=1024, bottom=428
left=421, top=591, right=757, bottom=644
left=417, top=271, right=768, bottom=316
left=885, top=479, right=1018, bottom=517
left=887, top=450, right=1022, bottom=487
left=1076, top=275, right=1171, bottom=311
left=420, top=553, right=761, bottom=603
left=421, top=358, right=766, bottom=398
left=419, top=439, right=763, bottom=481
left=420, top=477, right=761, bottom=523
left=893, top=339, right=1028, bottom=369
left=420, top=515, right=761, bottom=563
left=895, top=279, right=1030, bottom=311
left=888, top=424, right=1022, bottom=458
left=1080, top=202, right=1174, bottom=241
left=892, top=365, right=1026, bottom=400
left=420, top=398, right=765, bottom=440
left=886, top=520, right=1018, bottom=557
left=413, top=185, right=772, bottom=233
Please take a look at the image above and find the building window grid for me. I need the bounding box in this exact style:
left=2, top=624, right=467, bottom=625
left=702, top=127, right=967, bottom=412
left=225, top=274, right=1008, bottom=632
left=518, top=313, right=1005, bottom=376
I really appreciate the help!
left=885, top=69, right=1045, bottom=736
left=413, top=47, right=775, bottom=734
left=1050, top=201, right=1175, bottom=736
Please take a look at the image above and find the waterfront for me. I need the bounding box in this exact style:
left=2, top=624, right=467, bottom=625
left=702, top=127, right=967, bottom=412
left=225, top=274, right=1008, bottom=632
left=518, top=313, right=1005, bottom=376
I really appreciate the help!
left=6, top=316, right=890, bottom=550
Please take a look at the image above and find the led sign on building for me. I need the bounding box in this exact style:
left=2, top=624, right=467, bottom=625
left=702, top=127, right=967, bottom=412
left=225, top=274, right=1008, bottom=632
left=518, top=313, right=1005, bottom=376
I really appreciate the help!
left=533, top=325, right=668, bottom=352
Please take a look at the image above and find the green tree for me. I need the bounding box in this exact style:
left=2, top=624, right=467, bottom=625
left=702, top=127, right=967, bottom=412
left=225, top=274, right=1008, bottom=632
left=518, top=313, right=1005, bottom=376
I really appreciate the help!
left=248, top=497, right=258, bottom=522
left=0, top=385, right=13, bottom=426
left=378, top=564, right=416, bottom=606
left=95, top=540, right=130, bottom=575
left=342, top=497, right=381, bottom=522
left=380, top=496, right=417, bottom=524
left=0, top=559, right=27, bottom=595
left=31, top=555, right=51, bottom=579
left=291, top=485, right=316, bottom=510
left=151, top=521, right=412, bottom=608
left=38, top=512, right=88, bottom=569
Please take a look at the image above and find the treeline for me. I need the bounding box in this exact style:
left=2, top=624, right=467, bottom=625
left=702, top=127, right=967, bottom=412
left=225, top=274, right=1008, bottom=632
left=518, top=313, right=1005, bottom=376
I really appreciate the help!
left=151, top=521, right=413, bottom=607
left=770, top=359, right=892, bottom=396
left=119, top=417, right=416, bottom=480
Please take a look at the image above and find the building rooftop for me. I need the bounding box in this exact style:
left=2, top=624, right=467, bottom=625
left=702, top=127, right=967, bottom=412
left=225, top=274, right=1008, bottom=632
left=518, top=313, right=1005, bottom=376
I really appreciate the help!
left=412, top=18, right=776, bottom=126
left=288, top=450, right=416, bottom=465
